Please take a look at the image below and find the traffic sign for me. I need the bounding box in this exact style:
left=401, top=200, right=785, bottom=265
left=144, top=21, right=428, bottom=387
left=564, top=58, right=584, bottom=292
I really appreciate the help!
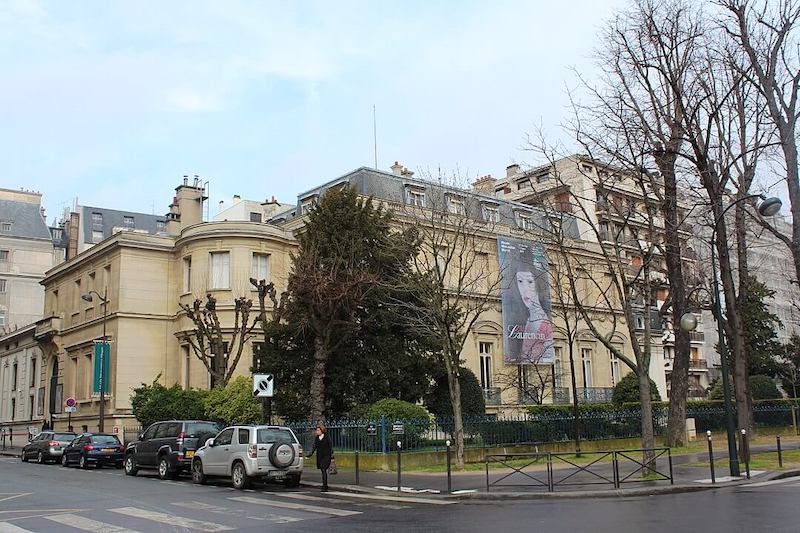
left=252, top=374, right=274, bottom=398
left=65, top=397, right=76, bottom=408
left=65, top=406, right=77, bottom=413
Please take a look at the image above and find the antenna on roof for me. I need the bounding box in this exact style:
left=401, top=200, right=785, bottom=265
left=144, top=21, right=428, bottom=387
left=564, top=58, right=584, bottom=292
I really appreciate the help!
left=373, top=104, right=378, bottom=169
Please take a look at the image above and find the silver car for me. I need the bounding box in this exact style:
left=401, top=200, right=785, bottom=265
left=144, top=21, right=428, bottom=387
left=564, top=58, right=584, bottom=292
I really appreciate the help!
left=191, top=425, right=304, bottom=489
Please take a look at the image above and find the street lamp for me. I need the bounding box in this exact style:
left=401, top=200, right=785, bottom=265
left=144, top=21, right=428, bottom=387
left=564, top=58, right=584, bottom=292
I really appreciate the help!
left=81, top=287, right=109, bottom=433
left=680, top=194, right=781, bottom=478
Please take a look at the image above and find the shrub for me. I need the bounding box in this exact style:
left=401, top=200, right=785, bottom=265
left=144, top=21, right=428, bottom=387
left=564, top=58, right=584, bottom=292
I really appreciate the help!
left=424, top=367, right=486, bottom=418
left=131, top=377, right=208, bottom=428
left=612, top=372, right=662, bottom=404
left=364, top=398, right=432, bottom=442
left=204, top=376, right=262, bottom=425
left=750, top=374, right=782, bottom=400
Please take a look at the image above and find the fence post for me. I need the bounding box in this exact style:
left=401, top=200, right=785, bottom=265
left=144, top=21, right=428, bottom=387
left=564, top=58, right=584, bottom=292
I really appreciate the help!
left=612, top=451, right=619, bottom=489
left=741, top=429, right=750, bottom=479
left=485, top=453, right=490, bottom=492
left=707, top=431, right=715, bottom=484
left=380, top=416, right=387, bottom=455
left=792, top=405, right=798, bottom=435
left=547, top=452, right=554, bottom=492
left=446, top=440, right=452, bottom=494
left=668, top=448, right=674, bottom=486
left=396, top=441, right=402, bottom=493
left=355, top=451, right=360, bottom=486
left=777, top=435, right=783, bottom=469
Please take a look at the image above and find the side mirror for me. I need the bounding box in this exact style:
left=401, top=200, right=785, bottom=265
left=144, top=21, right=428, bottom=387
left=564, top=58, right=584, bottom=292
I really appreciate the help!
left=205, top=438, right=215, bottom=448
left=138, top=434, right=144, bottom=441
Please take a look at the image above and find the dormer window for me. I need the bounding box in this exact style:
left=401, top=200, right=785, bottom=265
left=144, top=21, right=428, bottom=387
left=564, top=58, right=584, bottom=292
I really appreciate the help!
left=536, top=173, right=551, bottom=184
left=300, top=195, right=318, bottom=215
left=517, top=179, right=531, bottom=190
left=0, top=222, right=11, bottom=232
left=446, top=195, right=466, bottom=216
left=123, top=216, right=135, bottom=228
left=405, top=186, right=426, bottom=208
left=515, top=210, right=535, bottom=230
left=481, top=203, right=500, bottom=223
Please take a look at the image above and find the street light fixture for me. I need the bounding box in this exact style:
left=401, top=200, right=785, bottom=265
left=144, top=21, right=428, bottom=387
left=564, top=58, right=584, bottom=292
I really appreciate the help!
left=82, top=287, right=109, bottom=433
left=680, top=194, right=781, bottom=478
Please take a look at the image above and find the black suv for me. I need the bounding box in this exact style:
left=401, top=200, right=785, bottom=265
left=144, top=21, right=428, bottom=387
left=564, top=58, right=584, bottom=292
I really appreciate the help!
left=124, top=420, right=223, bottom=479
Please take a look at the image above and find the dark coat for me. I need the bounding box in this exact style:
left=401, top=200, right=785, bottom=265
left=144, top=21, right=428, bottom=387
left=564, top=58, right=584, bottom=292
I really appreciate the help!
left=310, top=433, right=333, bottom=470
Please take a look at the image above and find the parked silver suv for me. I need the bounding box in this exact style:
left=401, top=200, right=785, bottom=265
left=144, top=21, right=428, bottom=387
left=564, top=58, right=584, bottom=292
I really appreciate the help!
left=191, top=425, right=304, bottom=489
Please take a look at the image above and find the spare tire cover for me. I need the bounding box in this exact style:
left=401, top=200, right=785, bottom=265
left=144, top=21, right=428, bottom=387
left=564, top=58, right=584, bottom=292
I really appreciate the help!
left=268, top=442, right=295, bottom=468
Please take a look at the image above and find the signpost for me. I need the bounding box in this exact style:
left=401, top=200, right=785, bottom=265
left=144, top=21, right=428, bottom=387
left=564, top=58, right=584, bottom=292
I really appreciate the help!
left=366, top=423, right=377, bottom=436
left=65, top=397, right=77, bottom=432
left=253, top=374, right=274, bottom=425
left=392, top=421, right=404, bottom=435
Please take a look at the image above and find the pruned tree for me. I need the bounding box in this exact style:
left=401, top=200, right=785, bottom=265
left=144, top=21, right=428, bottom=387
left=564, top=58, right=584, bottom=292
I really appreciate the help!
left=391, top=171, right=501, bottom=470
left=178, top=292, right=261, bottom=387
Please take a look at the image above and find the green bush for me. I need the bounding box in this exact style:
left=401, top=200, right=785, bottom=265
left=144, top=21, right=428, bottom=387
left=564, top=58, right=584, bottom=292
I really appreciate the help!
left=750, top=374, right=782, bottom=400
left=424, top=367, right=486, bottom=418
left=131, top=377, right=208, bottom=428
left=204, top=376, right=262, bottom=425
left=365, top=398, right=432, bottom=442
left=612, top=372, right=662, bottom=404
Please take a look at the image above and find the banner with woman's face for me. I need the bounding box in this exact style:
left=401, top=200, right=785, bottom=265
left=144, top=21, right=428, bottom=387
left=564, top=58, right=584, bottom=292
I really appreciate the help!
left=497, top=237, right=555, bottom=365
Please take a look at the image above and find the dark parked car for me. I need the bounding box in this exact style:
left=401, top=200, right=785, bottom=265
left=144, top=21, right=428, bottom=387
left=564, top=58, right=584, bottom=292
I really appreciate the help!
left=21, top=431, right=76, bottom=464
left=124, top=420, right=224, bottom=480
left=62, top=433, right=125, bottom=469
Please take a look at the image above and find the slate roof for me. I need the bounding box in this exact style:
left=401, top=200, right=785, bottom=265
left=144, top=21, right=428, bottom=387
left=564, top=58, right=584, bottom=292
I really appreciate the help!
left=0, top=198, right=52, bottom=240
left=81, top=206, right=167, bottom=243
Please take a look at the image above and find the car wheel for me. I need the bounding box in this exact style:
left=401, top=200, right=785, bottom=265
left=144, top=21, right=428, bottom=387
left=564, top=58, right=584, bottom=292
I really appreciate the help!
left=61, top=454, right=69, bottom=467
left=79, top=454, right=88, bottom=469
left=124, top=455, right=138, bottom=476
left=191, top=460, right=207, bottom=485
left=284, top=473, right=301, bottom=488
left=158, top=456, right=175, bottom=480
left=231, top=461, right=250, bottom=490
left=37, top=451, right=45, bottom=464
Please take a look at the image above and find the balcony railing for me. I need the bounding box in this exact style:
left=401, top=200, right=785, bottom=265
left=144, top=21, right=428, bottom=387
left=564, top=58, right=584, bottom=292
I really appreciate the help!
left=689, top=331, right=705, bottom=342
left=577, top=387, right=615, bottom=404
left=483, top=387, right=502, bottom=406
left=689, top=359, right=708, bottom=370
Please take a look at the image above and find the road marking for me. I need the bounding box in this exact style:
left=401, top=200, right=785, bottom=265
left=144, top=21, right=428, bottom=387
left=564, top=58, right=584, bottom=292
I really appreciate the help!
left=0, top=522, right=35, bottom=533
left=280, top=493, right=408, bottom=510
left=110, top=507, right=234, bottom=531
left=746, top=477, right=800, bottom=487
left=171, top=501, right=303, bottom=523
left=44, top=513, right=140, bottom=532
left=0, top=495, right=31, bottom=503
left=229, top=496, right=362, bottom=517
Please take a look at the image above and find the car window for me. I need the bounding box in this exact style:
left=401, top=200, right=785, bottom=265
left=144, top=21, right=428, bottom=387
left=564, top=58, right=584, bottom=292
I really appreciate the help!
left=215, top=428, right=234, bottom=446
left=238, top=429, right=250, bottom=445
left=165, top=422, right=182, bottom=437
left=142, top=424, right=159, bottom=440
left=154, top=424, right=171, bottom=439
left=54, top=433, right=75, bottom=441
left=91, top=435, right=120, bottom=445
left=31, top=433, right=43, bottom=441
left=257, top=428, right=296, bottom=444
left=69, top=436, right=82, bottom=446
left=184, top=422, right=224, bottom=438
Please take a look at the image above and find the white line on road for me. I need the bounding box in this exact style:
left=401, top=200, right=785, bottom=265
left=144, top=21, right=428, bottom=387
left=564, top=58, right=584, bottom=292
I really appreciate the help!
left=171, top=501, right=303, bottom=523
left=746, top=477, right=800, bottom=488
left=229, top=496, right=362, bottom=517
left=0, top=522, right=34, bottom=533
left=279, top=492, right=409, bottom=510
left=110, top=507, right=234, bottom=531
left=44, top=513, right=140, bottom=533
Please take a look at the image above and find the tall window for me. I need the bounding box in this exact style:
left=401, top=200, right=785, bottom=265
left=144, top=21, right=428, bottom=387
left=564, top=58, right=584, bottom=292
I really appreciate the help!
left=610, top=352, right=621, bottom=386
left=182, top=345, right=191, bottom=389
left=0, top=249, right=10, bottom=261
left=553, top=347, right=563, bottom=388
left=183, top=256, right=192, bottom=293
left=251, top=253, right=269, bottom=281
left=447, top=196, right=466, bottom=215
left=479, top=342, right=493, bottom=389
left=406, top=188, right=425, bottom=207
left=581, top=347, right=593, bottom=387
left=91, top=212, right=103, bottom=225
left=123, top=216, right=135, bottom=228
left=210, top=251, right=230, bottom=289
left=0, top=310, right=5, bottom=327
left=481, top=204, right=500, bottom=223
left=0, top=279, right=6, bottom=293
left=73, top=279, right=82, bottom=307
left=29, top=357, right=37, bottom=388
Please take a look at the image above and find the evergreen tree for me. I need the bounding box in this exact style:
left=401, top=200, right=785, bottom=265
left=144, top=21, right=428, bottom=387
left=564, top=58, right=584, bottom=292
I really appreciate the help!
left=740, top=276, right=783, bottom=377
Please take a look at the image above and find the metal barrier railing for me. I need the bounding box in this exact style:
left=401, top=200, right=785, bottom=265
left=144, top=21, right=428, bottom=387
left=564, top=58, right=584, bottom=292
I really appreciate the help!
left=485, top=447, right=673, bottom=492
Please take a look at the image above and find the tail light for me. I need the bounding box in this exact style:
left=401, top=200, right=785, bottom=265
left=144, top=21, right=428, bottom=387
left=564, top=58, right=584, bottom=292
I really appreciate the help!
left=248, top=444, right=258, bottom=459
left=83, top=445, right=94, bottom=451
left=119, top=445, right=125, bottom=453
left=176, top=432, right=185, bottom=446
left=298, top=446, right=304, bottom=457
left=48, top=441, right=59, bottom=447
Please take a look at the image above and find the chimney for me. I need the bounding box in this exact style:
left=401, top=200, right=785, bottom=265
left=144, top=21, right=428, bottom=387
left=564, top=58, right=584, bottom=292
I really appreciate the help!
left=233, top=194, right=241, bottom=204
left=167, top=177, right=208, bottom=236
left=218, top=200, right=225, bottom=213
left=472, top=174, right=497, bottom=193
left=66, top=211, right=80, bottom=260
left=391, top=161, right=403, bottom=176
left=506, top=164, right=520, bottom=178
left=401, top=167, right=414, bottom=177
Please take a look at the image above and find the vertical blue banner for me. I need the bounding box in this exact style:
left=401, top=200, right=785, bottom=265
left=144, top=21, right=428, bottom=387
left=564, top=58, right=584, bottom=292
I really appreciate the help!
left=92, top=341, right=110, bottom=395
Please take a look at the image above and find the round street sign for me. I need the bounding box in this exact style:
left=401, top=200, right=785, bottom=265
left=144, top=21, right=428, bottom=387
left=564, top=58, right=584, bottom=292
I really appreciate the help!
left=65, top=397, right=76, bottom=408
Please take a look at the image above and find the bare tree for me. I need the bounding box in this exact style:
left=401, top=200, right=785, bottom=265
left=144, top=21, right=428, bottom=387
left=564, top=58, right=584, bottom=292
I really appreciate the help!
left=391, top=172, right=501, bottom=470
left=178, top=292, right=261, bottom=387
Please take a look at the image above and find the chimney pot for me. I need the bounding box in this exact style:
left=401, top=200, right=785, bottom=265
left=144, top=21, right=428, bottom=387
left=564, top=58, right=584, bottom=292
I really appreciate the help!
left=390, top=161, right=404, bottom=176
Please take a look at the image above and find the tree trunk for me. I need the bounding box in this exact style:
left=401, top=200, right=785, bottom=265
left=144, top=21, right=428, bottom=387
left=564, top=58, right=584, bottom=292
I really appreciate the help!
left=445, top=355, right=465, bottom=470
left=567, top=342, right=581, bottom=454
left=309, top=336, right=328, bottom=423
left=638, top=368, right=656, bottom=473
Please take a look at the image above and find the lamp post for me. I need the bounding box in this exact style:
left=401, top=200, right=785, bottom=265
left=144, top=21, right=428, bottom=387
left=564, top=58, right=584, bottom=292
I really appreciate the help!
left=81, top=287, right=109, bottom=433
left=680, top=194, right=781, bottom=478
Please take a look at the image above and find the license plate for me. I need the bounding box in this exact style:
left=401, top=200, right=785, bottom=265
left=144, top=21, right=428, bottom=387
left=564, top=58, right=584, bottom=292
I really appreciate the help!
left=268, top=471, right=286, bottom=479
left=102, top=448, right=115, bottom=452
left=185, top=451, right=195, bottom=458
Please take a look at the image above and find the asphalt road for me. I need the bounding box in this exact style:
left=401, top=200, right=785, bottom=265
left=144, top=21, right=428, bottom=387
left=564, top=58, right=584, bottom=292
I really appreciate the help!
left=1, top=455, right=798, bottom=533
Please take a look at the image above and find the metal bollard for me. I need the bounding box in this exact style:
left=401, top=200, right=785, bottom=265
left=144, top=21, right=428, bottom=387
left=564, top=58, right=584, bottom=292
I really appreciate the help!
left=446, top=440, right=452, bottom=494
left=707, top=431, right=715, bottom=484
left=396, top=441, right=402, bottom=493
left=777, top=435, right=783, bottom=468
left=355, top=451, right=360, bottom=486
left=741, top=429, right=750, bottom=479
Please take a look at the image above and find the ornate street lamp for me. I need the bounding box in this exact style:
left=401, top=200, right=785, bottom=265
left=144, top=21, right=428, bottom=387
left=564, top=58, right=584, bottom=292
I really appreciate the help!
left=82, top=287, right=109, bottom=433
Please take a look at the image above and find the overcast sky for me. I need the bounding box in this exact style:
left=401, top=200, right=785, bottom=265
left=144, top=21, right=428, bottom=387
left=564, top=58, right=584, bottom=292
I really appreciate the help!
left=1, top=0, right=626, bottom=223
